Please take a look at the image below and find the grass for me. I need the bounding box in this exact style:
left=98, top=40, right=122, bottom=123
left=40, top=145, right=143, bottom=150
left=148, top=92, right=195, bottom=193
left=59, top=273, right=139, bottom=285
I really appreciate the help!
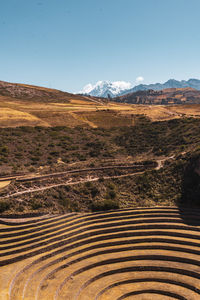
left=76, top=110, right=135, bottom=128
left=0, top=181, right=11, bottom=190
left=1, top=93, right=200, bottom=128
left=1, top=207, right=200, bottom=300
left=0, top=107, right=49, bottom=127
left=0, top=117, right=199, bottom=214
left=0, top=117, right=199, bottom=175
left=1, top=82, right=200, bottom=298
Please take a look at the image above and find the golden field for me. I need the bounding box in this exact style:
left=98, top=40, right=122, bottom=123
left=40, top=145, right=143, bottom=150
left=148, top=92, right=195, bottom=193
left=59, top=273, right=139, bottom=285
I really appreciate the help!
left=1, top=207, right=200, bottom=300
left=1, top=94, right=200, bottom=128
left=0, top=80, right=199, bottom=128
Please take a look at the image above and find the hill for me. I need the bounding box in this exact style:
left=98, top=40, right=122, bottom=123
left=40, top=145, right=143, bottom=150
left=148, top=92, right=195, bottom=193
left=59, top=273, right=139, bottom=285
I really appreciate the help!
left=0, top=80, right=95, bottom=103
left=0, top=80, right=199, bottom=216
left=0, top=81, right=200, bottom=300
left=0, top=116, right=200, bottom=214
left=114, top=87, right=200, bottom=105
left=1, top=80, right=200, bottom=128
left=0, top=80, right=113, bottom=127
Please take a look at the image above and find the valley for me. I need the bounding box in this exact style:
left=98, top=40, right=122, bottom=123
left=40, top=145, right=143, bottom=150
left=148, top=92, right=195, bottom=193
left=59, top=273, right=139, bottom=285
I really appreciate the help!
left=2, top=0, right=200, bottom=298
left=1, top=81, right=200, bottom=129
left=0, top=80, right=200, bottom=300
left=0, top=111, right=199, bottom=214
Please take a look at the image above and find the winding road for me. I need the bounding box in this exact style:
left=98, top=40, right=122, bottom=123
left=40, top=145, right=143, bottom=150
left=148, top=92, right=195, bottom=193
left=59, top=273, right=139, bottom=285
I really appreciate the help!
left=0, top=156, right=175, bottom=199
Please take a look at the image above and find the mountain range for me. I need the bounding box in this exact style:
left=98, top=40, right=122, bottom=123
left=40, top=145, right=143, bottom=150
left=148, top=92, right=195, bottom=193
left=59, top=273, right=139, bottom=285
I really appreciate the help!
left=80, top=79, right=200, bottom=98
left=114, top=87, right=200, bottom=105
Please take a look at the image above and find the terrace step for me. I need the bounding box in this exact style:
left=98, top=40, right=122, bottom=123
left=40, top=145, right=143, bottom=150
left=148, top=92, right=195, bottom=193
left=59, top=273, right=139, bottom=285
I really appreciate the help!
left=1, top=207, right=200, bottom=300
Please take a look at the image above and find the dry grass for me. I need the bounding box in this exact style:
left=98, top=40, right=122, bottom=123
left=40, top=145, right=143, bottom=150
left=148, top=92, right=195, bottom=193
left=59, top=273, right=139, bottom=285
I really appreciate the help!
left=75, top=110, right=135, bottom=128
left=0, top=108, right=49, bottom=127
left=0, top=181, right=11, bottom=190
left=0, top=94, right=200, bottom=128
left=1, top=207, right=200, bottom=300
left=167, top=104, right=200, bottom=117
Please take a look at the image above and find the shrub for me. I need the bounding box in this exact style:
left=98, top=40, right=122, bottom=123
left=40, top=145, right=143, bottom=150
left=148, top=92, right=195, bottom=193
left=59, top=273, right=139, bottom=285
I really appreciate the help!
left=91, top=199, right=119, bottom=211
left=0, top=146, right=9, bottom=155
left=107, top=183, right=115, bottom=190
left=106, top=190, right=116, bottom=199
left=98, top=177, right=104, bottom=182
left=91, top=187, right=99, bottom=198
left=85, top=182, right=92, bottom=188
left=30, top=199, right=43, bottom=210
left=59, top=197, right=69, bottom=207
left=0, top=201, right=10, bottom=213
left=29, top=166, right=36, bottom=172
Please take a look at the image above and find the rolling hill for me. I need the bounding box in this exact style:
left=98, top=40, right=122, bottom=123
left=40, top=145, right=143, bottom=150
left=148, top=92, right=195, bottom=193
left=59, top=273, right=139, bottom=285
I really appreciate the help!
left=1, top=80, right=200, bottom=129
left=0, top=80, right=200, bottom=300
left=0, top=80, right=94, bottom=103
left=114, top=87, right=200, bottom=105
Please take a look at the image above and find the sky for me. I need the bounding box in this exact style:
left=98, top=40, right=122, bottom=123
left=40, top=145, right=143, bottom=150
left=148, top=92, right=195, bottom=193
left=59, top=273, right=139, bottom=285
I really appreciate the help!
left=1, top=0, right=200, bottom=93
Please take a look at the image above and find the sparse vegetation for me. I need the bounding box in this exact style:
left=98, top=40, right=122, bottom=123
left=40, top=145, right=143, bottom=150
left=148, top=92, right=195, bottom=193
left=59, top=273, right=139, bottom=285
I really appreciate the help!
left=0, top=200, right=10, bottom=213
left=0, top=116, right=199, bottom=214
left=0, top=117, right=200, bottom=176
left=0, top=82, right=200, bottom=300
left=91, top=199, right=119, bottom=211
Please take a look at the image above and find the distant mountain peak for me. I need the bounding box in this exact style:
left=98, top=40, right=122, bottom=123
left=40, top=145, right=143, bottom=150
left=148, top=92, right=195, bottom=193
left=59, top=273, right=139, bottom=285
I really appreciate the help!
left=80, top=81, right=132, bottom=98
left=80, top=78, right=200, bottom=98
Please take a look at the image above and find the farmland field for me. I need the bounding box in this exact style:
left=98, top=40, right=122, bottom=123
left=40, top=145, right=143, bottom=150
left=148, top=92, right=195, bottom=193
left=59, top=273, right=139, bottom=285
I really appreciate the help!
left=2, top=0, right=200, bottom=297
left=0, top=81, right=200, bottom=299
left=1, top=93, right=200, bottom=128
left=1, top=207, right=200, bottom=300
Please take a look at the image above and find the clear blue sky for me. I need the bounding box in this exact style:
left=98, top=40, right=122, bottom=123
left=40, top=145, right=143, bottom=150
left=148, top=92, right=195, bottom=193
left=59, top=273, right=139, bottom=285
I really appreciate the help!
left=1, top=0, right=200, bottom=92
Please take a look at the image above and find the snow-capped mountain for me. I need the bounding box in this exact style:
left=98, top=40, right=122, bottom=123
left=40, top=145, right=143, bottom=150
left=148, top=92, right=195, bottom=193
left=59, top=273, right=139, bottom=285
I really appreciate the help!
left=80, top=81, right=132, bottom=98
left=80, top=79, right=200, bottom=98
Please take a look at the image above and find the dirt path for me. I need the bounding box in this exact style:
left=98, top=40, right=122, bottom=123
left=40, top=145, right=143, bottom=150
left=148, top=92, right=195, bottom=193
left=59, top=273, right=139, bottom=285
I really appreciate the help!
left=83, top=96, right=105, bottom=106
left=0, top=156, right=175, bottom=199
left=0, top=164, right=150, bottom=182
left=16, top=164, right=147, bottom=182
left=155, top=155, right=175, bottom=170
left=1, top=172, right=144, bottom=199
left=163, top=108, right=182, bottom=117
left=69, top=111, right=97, bottom=128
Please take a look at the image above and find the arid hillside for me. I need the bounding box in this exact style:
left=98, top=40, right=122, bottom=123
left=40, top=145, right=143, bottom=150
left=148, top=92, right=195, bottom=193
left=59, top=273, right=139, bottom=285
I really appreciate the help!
left=0, top=80, right=199, bottom=215
left=0, top=82, right=200, bottom=300
left=114, top=87, right=200, bottom=105
left=0, top=80, right=99, bottom=103
left=1, top=80, right=200, bottom=128
left=0, top=117, right=200, bottom=214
